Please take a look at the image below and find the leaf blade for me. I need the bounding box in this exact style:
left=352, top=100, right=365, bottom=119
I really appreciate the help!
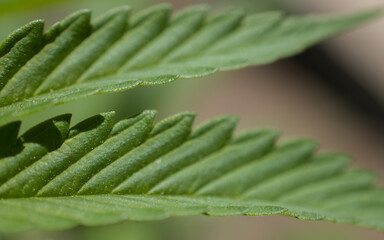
left=0, top=6, right=381, bottom=126
left=0, top=111, right=383, bottom=232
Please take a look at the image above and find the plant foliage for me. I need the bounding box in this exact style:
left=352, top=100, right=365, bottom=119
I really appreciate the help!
left=0, top=4, right=383, bottom=234
left=0, top=111, right=383, bottom=233
left=0, top=5, right=381, bottom=125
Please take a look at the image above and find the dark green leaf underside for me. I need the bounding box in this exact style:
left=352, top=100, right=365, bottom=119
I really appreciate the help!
left=0, top=5, right=381, bottom=126
left=0, top=111, right=382, bottom=232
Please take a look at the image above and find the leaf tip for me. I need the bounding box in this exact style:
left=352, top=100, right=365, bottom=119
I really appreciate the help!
left=100, top=111, right=116, bottom=120
left=142, top=109, right=158, bottom=118
left=150, top=111, right=196, bottom=137
left=29, top=19, right=45, bottom=28
left=98, top=5, right=131, bottom=19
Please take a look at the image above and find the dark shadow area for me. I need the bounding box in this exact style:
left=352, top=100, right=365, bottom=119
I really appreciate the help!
left=0, top=121, right=21, bottom=158
left=68, top=113, right=106, bottom=138
left=20, top=113, right=72, bottom=151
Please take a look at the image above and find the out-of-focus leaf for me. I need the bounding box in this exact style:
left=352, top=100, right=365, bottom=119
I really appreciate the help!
left=0, top=5, right=381, bottom=125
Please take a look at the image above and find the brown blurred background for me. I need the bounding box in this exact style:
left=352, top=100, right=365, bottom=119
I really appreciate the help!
left=0, top=0, right=383, bottom=239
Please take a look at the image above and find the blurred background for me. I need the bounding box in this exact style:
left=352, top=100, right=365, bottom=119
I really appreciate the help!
left=0, top=0, right=383, bottom=239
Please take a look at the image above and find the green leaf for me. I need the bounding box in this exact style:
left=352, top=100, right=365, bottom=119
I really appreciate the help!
left=0, top=111, right=383, bottom=233
left=0, top=5, right=381, bottom=126
left=0, top=114, right=70, bottom=186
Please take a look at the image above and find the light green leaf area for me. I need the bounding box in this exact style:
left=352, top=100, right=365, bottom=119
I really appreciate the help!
left=0, top=111, right=382, bottom=233
left=0, top=5, right=381, bottom=126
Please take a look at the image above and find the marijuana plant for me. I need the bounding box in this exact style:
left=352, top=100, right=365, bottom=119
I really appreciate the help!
left=0, top=4, right=383, bottom=234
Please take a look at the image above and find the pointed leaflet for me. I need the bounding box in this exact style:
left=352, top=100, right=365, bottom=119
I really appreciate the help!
left=0, top=111, right=382, bottom=232
left=0, top=112, right=113, bottom=198
left=0, top=6, right=381, bottom=126
left=0, top=114, right=70, bottom=185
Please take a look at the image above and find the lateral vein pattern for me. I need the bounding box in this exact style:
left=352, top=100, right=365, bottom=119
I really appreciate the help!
left=0, top=111, right=383, bottom=232
left=0, top=5, right=381, bottom=125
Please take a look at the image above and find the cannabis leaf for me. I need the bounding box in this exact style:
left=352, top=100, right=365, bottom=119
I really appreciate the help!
left=0, top=111, right=382, bottom=233
left=0, top=5, right=381, bottom=126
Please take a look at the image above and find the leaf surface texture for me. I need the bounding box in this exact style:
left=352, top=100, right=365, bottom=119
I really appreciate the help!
left=0, top=5, right=381, bottom=125
left=0, top=111, right=383, bottom=232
